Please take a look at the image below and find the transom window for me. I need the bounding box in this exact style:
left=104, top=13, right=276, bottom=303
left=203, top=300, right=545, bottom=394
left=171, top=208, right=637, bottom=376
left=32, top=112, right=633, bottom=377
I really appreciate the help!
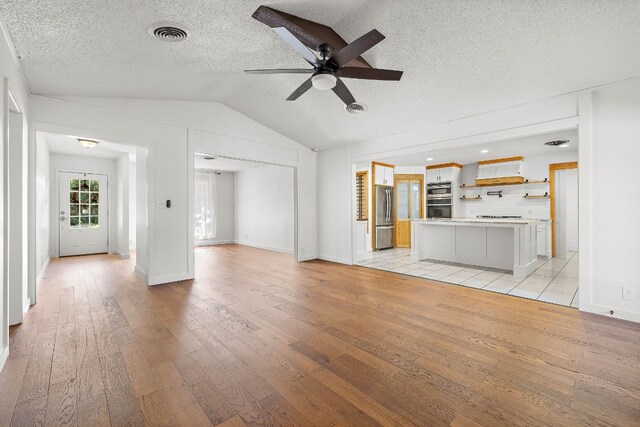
left=69, top=179, right=100, bottom=228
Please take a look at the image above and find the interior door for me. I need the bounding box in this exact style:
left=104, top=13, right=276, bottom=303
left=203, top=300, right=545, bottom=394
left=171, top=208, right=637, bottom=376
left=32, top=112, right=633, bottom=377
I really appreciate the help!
left=395, top=175, right=424, bottom=248
left=59, top=172, right=108, bottom=256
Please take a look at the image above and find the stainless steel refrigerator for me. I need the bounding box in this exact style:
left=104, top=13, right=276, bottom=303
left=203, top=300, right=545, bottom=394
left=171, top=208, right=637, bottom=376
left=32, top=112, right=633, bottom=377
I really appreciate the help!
left=375, top=185, right=394, bottom=250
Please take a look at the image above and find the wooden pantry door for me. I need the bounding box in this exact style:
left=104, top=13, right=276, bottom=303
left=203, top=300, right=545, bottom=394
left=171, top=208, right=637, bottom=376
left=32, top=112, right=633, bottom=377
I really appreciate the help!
left=394, top=174, right=424, bottom=248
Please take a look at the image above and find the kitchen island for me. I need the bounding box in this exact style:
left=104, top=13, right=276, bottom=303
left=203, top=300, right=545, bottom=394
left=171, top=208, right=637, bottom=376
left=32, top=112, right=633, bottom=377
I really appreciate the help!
left=410, top=218, right=540, bottom=279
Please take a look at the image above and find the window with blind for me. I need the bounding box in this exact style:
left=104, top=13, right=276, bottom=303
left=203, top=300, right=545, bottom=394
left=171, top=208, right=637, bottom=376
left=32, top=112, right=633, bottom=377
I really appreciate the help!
left=356, top=171, right=369, bottom=221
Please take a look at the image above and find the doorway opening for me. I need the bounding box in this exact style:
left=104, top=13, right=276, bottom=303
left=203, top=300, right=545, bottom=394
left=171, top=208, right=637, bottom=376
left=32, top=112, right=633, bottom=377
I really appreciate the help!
left=34, top=131, right=147, bottom=290
left=192, top=153, right=297, bottom=274
left=352, top=128, right=579, bottom=308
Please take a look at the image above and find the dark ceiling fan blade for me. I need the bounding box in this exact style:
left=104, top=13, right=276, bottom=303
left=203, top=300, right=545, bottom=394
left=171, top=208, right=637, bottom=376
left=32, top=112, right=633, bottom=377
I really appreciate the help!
left=272, top=27, right=320, bottom=67
left=252, top=6, right=372, bottom=68
left=331, top=29, right=385, bottom=67
left=332, top=78, right=356, bottom=105
left=338, top=67, right=403, bottom=81
left=245, top=68, right=314, bottom=75
left=286, top=77, right=314, bottom=101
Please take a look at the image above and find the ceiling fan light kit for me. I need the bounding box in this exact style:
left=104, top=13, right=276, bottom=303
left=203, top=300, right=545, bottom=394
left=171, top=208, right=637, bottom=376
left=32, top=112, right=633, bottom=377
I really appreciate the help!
left=311, top=73, right=337, bottom=90
left=245, top=6, right=403, bottom=108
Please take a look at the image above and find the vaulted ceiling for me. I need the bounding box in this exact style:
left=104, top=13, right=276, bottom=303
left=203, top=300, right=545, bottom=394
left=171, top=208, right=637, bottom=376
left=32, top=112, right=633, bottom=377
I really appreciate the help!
left=2, top=1, right=640, bottom=149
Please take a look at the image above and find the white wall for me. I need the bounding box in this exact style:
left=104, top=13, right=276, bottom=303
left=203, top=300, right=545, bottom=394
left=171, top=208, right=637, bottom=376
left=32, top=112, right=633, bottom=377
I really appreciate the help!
left=564, top=168, right=578, bottom=251
left=588, top=78, right=640, bottom=320
left=135, top=147, right=148, bottom=276
left=457, top=151, right=578, bottom=219
left=49, top=154, right=117, bottom=257
left=319, top=145, right=352, bottom=264
left=35, top=133, right=49, bottom=277
left=8, top=110, right=27, bottom=325
left=234, top=165, right=294, bottom=254
left=115, top=154, right=129, bottom=257
left=128, top=157, right=136, bottom=250
left=1, top=17, right=31, bottom=368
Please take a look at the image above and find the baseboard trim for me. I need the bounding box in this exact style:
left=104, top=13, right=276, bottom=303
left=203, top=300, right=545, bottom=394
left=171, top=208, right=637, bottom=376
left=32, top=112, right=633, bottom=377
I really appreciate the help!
left=235, top=241, right=294, bottom=255
left=318, top=254, right=352, bottom=265
left=297, top=253, right=319, bottom=262
left=194, top=240, right=235, bottom=247
left=37, top=257, right=50, bottom=282
left=134, top=265, right=147, bottom=279
left=0, top=346, right=8, bottom=374
left=580, top=302, right=640, bottom=324
left=110, top=249, right=130, bottom=259
left=148, top=272, right=194, bottom=286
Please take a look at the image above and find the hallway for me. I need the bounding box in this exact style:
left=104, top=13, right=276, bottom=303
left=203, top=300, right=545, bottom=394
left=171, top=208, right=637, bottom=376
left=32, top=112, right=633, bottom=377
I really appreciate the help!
left=0, top=245, right=639, bottom=426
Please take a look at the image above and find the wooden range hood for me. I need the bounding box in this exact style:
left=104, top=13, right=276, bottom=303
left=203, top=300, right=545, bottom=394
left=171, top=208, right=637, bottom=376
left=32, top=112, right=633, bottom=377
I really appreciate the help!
left=475, top=156, right=525, bottom=186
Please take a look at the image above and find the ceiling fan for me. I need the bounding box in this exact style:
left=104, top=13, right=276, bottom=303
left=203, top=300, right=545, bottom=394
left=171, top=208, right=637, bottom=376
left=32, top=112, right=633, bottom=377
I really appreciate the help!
left=245, top=6, right=403, bottom=105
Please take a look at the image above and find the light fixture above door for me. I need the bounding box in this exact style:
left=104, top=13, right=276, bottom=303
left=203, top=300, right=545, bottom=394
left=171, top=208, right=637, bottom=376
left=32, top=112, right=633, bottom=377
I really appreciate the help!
left=78, top=138, right=99, bottom=149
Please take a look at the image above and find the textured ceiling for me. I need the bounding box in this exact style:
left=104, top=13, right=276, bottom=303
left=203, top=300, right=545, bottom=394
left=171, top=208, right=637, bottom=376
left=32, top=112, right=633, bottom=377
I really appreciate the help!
left=3, top=1, right=640, bottom=149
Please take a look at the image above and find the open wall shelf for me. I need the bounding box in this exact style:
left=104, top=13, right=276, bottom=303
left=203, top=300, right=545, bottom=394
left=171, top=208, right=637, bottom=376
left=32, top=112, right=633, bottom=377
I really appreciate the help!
left=523, top=192, right=549, bottom=199
left=460, top=179, right=549, bottom=189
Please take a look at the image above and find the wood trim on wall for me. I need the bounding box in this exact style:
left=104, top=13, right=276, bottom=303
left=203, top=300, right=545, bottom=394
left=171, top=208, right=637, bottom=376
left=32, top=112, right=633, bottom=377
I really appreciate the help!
left=426, top=162, right=462, bottom=170
left=371, top=162, right=395, bottom=251
left=371, top=161, right=395, bottom=169
left=477, top=156, right=525, bottom=165
left=393, top=174, right=425, bottom=248
left=355, top=171, right=369, bottom=221
left=549, top=161, right=578, bottom=257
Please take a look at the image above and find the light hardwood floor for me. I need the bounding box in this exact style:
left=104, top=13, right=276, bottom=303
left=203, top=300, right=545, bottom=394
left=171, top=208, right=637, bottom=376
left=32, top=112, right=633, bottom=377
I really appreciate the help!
left=1, top=244, right=640, bottom=426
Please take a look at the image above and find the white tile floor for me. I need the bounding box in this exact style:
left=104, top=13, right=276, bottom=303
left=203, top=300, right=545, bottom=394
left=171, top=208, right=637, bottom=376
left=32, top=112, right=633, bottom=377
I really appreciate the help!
left=356, top=249, right=579, bottom=308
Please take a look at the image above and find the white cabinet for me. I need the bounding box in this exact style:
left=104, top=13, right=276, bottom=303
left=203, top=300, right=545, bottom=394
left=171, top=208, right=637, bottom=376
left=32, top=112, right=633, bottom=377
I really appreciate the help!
left=426, top=165, right=460, bottom=183
left=477, top=160, right=523, bottom=180
left=536, top=220, right=552, bottom=259
left=374, top=164, right=394, bottom=186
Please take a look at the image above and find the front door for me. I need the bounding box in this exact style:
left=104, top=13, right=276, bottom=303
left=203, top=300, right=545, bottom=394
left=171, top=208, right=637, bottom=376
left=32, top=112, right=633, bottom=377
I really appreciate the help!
left=395, top=174, right=424, bottom=248
left=59, top=172, right=108, bottom=256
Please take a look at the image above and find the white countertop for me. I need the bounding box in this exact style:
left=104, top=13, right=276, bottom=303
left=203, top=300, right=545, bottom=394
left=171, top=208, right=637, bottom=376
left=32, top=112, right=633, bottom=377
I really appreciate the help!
left=413, top=217, right=542, bottom=225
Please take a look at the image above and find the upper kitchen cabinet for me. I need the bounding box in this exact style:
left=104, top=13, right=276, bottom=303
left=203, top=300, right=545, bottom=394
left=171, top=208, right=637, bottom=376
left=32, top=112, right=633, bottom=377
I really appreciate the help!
left=476, top=156, right=524, bottom=186
left=373, top=162, right=395, bottom=186
left=426, top=163, right=462, bottom=183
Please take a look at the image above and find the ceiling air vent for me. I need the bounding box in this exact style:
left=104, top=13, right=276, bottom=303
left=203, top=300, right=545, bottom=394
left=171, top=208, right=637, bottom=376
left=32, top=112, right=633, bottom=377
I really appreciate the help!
left=345, top=102, right=367, bottom=115
left=148, top=22, right=189, bottom=42
left=545, top=140, right=570, bottom=147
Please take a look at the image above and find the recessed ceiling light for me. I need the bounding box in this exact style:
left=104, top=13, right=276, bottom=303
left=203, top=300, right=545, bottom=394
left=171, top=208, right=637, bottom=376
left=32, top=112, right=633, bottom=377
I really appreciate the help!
left=480, top=149, right=489, bottom=154
left=78, top=138, right=99, bottom=149
left=426, top=157, right=434, bottom=161
left=545, top=140, right=570, bottom=147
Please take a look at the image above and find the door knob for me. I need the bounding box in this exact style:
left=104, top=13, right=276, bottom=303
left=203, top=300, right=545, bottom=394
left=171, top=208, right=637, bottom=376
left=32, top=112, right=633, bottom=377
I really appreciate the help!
left=60, top=216, right=66, bottom=221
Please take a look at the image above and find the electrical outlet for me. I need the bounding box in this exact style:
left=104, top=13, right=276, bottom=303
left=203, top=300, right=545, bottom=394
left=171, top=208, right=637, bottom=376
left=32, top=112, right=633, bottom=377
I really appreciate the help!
left=622, top=286, right=636, bottom=301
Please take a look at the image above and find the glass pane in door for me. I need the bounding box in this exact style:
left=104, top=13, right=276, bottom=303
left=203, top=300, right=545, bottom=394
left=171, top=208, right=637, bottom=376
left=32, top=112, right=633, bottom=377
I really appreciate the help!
left=410, top=180, right=421, bottom=219
left=397, top=182, right=409, bottom=219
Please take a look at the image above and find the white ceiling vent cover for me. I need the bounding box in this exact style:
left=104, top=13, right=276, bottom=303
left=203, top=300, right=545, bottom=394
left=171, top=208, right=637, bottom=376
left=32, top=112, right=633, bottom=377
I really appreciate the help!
left=148, top=22, right=189, bottom=42
left=345, top=102, right=367, bottom=114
